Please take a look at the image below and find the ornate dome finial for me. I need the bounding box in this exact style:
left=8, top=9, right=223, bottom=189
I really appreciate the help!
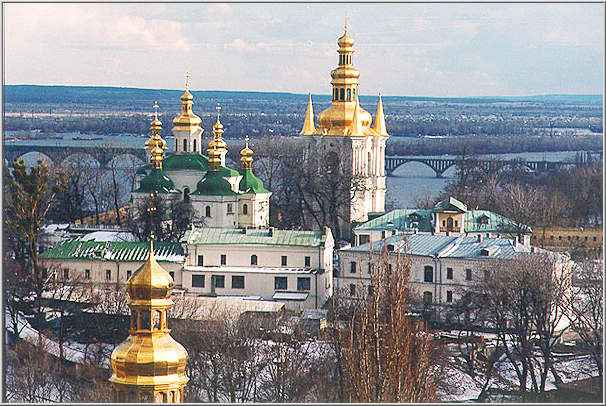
left=145, top=102, right=167, bottom=169
left=240, top=135, right=254, bottom=170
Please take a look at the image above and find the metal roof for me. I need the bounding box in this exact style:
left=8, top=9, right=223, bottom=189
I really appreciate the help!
left=182, top=227, right=328, bottom=248
left=355, top=208, right=530, bottom=234
left=342, top=233, right=530, bottom=260
left=40, top=239, right=185, bottom=263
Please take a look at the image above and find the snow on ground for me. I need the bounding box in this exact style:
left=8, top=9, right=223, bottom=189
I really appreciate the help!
left=5, top=312, right=111, bottom=368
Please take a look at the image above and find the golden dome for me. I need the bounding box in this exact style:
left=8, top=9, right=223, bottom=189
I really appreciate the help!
left=146, top=103, right=168, bottom=168
left=240, top=136, right=254, bottom=169
left=207, top=143, right=222, bottom=170
left=180, top=89, right=193, bottom=101
left=110, top=238, right=189, bottom=402
left=338, top=30, right=354, bottom=49
left=317, top=98, right=373, bottom=136
left=172, top=74, right=202, bottom=129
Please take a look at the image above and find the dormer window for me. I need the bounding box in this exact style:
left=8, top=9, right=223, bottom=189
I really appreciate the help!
left=479, top=215, right=490, bottom=225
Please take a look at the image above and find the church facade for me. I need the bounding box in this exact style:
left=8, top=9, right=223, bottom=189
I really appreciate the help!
left=300, top=25, right=388, bottom=235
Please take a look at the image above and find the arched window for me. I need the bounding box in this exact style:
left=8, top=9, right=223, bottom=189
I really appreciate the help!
left=347, top=88, right=352, bottom=101
left=251, top=255, right=257, bottom=266
left=205, top=206, right=211, bottom=217
left=423, top=291, right=433, bottom=305
left=353, top=87, right=356, bottom=98
left=447, top=217, right=454, bottom=229
left=183, top=139, right=188, bottom=152
left=424, top=265, right=434, bottom=283
left=183, top=187, right=190, bottom=201
left=193, top=139, right=197, bottom=152
left=243, top=204, right=248, bottom=215
left=339, top=88, right=345, bottom=101
left=333, top=88, right=338, bottom=101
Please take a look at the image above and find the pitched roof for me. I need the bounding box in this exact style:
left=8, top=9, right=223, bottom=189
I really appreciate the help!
left=434, top=196, right=468, bottom=213
left=355, top=208, right=531, bottom=234
left=40, top=239, right=185, bottom=263
left=182, top=227, right=328, bottom=248
left=239, top=168, right=270, bottom=194
left=342, top=233, right=530, bottom=260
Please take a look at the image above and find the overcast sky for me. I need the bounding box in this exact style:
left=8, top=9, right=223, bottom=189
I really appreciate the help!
left=4, top=3, right=604, bottom=97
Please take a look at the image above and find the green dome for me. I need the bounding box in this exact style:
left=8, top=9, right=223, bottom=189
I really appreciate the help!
left=216, top=165, right=241, bottom=178
left=164, top=153, right=209, bottom=172
left=239, top=168, right=269, bottom=194
left=135, top=168, right=177, bottom=194
left=194, top=170, right=237, bottom=196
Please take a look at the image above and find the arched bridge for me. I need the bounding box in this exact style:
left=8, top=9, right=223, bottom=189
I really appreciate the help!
left=4, top=144, right=148, bottom=169
left=385, top=151, right=601, bottom=178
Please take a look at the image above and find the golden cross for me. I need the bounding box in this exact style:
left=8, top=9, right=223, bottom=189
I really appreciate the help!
left=216, top=104, right=221, bottom=120
left=344, top=15, right=349, bottom=33
left=152, top=101, right=160, bottom=119
left=244, top=135, right=250, bottom=148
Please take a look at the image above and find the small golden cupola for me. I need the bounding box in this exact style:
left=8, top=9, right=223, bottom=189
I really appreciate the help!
left=172, top=72, right=204, bottom=154
left=145, top=101, right=168, bottom=169
left=240, top=135, right=254, bottom=170
left=371, top=93, right=388, bottom=136
left=311, top=22, right=374, bottom=136
left=110, top=237, right=189, bottom=403
left=207, top=105, right=228, bottom=166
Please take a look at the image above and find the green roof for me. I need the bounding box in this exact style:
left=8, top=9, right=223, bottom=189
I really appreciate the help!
left=41, top=240, right=185, bottom=262
left=182, top=227, right=327, bottom=248
left=355, top=208, right=531, bottom=234
left=434, top=197, right=467, bottom=213
left=193, top=170, right=237, bottom=196
left=216, top=165, right=241, bottom=178
left=135, top=168, right=178, bottom=194
left=355, top=209, right=433, bottom=232
left=239, top=168, right=270, bottom=194
left=164, top=153, right=209, bottom=172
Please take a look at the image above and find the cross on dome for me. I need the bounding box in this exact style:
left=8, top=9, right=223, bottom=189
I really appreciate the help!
left=184, top=71, right=191, bottom=91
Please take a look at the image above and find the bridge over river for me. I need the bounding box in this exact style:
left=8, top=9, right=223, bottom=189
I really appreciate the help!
left=385, top=151, right=601, bottom=177
left=4, top=140, right=601, bottom=176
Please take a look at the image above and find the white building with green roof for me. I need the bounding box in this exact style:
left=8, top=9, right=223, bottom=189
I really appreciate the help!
left=353, top=197, right=532, bottom=247
left=180, top=226, right=334, bottom=310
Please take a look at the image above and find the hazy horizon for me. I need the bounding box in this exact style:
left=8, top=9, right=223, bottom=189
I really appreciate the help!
left=4, top=3, right=604, bottom=97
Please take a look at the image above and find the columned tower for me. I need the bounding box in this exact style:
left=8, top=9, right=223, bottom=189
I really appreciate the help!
left=110, top=238, right=189, bottom=403
left=172, top=73, right=204, bottom=154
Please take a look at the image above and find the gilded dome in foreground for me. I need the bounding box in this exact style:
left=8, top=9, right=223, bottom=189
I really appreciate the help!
left=110, top=239, right=188, bottom=403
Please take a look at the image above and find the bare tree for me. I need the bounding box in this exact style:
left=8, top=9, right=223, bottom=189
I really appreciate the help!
left=563, top=260, right=603, bottom=377
left=335, top=250, right=440, bottom=402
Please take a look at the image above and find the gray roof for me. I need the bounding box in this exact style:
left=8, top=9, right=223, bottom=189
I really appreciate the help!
left=342, top=233, right=531, bottom=260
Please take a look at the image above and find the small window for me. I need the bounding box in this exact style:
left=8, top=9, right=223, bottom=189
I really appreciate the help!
left=275, top=276, right=288, bottom=290
left=424, top=266, right=433, bottom=283
left=63, top=269, right=69, bottom=280
left=423, top=291, right=433, bottom=305
left=85, top=269, right=91, bottom=279
left=465, top=269, right=472, bottom=281
left=381, top=231, right=386, bottom=239
left=197, top=255, right=204, bottom=266
left=446, top=267, right=453, bottom=280
left=593, top=236, right=597, bottom=241
left=346, top=88, right=351, bottom=101
left=205, top=206, right=211, bottom=217
left=304, top=256, right=311, bottom=267
left=192, top=274, right=205, bottom=288
left=251, top=255, right=258, bottom=266
left=243, top=204, right=248, bottom=215
left=212, top=275, right=225, bottom=288
left=297, top=277, right=311, bottom=291
left=368, top=263, right=372, bottom=274
left=152, top=310, right=161, bottom=330
left=350, top=284, right=356, bottom=296
left=281, top=256, right=287, bottom=266
left=227, top=203, right=234, bottom=214
left=359, top=235, right=370, bottom=245
left=221, top=255, right=227, bottom=266
left=127, top=270, right=132, bottom=280
left=339, top=88, right=345, bottom=101
left=105, top=269, right=112, bottom=281
left=183, top=139, right=188, bottom=152
left=232, top=276, right=245, bottom=289
left=350, top=261, right=357, bottom=273
left=446, top=291, right=453, bottom=303
left=442, top=220, right=446, bottom=227
left=140, top=310, right=150, bottom=330
left=169, top=271, right=175, bottom=281
left=387, top=263, right=392, bottom=273
left=454, top=220, right=459, bottom=227
left=368, top=285, right=374, bottom=296
left=192, top=139, right=197, bottom=152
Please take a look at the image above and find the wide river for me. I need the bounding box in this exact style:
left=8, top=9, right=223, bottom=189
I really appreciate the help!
left=4, top=132, right=588, bottom=208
